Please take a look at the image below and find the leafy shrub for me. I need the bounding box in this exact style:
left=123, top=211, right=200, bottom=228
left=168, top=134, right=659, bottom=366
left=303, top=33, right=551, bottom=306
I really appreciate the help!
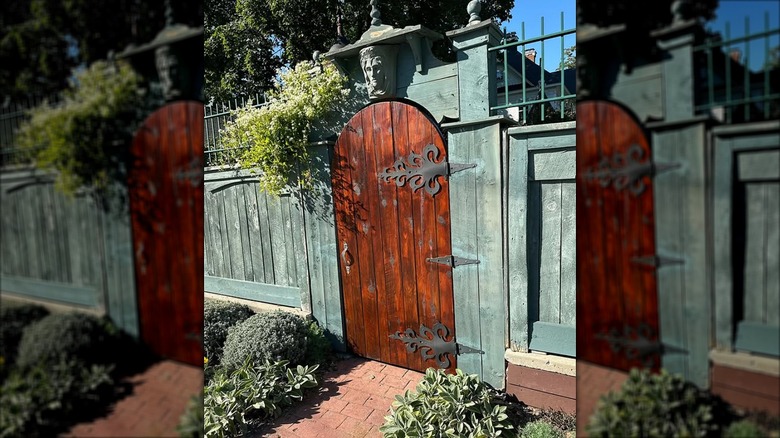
left=521, top=420, right=564, bottom=438
left=724, top=420, right=765, bottom=437
left=380, top=368, right=515, bottom=438
left=219, top=61, right=348, bottom=194
left=303, top=319, right=331, bottom=366
left=0, top=304, right=49, bottom=367
left=221, top=311, right=309, bottom=369
left=16, top=312, right=119, bottom=369
left=177, top=390, right=205, bottom=438
left=204, top=300, right=255, bottom=365
left=587, top=368, right=719, bottom=437
left=0, top=358, right=114, bottom=437
left=17, top=60, right=149, bottom=201
left=204, top=358, right=318, bottom=438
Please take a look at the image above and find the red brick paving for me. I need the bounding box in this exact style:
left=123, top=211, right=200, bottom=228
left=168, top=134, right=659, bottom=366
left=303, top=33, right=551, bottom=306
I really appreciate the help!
left=254, top=357, right=424, bottom=438
left=63, top=360, right=203, bottom=437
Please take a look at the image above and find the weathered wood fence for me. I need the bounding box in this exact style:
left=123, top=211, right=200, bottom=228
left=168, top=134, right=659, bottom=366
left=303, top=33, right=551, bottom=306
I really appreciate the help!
left=0, top=168, right=138, bottom=336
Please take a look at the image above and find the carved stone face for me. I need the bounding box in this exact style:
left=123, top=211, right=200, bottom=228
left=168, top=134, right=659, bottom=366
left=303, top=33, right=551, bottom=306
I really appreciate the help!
left=360, top=45, right=397, bottom=99
left=155, top=45, right=182, bottom=101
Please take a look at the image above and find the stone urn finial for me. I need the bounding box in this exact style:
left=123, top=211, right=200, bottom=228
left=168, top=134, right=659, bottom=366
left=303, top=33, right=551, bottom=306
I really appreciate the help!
left=370, top=0, right=382, bottom=27
left=467, top=0, right=482, bottom=25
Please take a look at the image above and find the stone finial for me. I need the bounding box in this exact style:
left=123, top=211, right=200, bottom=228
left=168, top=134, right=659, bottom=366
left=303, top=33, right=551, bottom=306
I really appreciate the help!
left=370, top=0, right=382, bottom=27
left=164, top=0, right=174, bottom=26
left=671, top=0, right=688, bottom=24
left=467, top=0, right=481, bottom=25
left=313, top=50, right=321, bottom=63
left=330, top=6, right=350, bottom=51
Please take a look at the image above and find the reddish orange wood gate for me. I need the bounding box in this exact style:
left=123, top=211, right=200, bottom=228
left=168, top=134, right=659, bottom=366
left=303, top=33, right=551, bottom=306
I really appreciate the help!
left=129, top=101, right=203, bottom=366
left=577, top=100, right=661, bottom=372
left=332, top=100, right=457, bottom=372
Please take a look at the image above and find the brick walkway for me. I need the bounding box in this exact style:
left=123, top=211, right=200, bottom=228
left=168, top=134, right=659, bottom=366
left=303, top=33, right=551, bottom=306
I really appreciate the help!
left=254, top=356, right=425, bottom=437
left=64, top=360, right=203, bottom=437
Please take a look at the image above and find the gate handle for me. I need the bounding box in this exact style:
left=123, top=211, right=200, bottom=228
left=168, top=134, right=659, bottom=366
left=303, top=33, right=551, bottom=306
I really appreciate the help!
left=341, top=242, right=354, bottom=274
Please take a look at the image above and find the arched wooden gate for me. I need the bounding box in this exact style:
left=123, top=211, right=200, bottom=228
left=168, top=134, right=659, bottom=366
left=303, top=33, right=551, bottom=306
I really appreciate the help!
left=128, top=101, right=204, bottom=366
left=332, top=100, right=460, bottom=372
left=576, top=100, right=663, bottom=372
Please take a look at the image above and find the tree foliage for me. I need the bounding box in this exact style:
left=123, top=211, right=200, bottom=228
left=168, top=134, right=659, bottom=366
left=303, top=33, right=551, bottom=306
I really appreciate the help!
left=1, top=0, right=202, bottom=99
left=219, top=61, right=349, bottom=194
left=205, top=0, right=515, bottom=102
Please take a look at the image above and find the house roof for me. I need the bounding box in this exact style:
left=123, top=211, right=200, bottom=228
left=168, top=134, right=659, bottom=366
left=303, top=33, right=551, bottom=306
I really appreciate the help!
left=499, top=47, right=576, bottom=94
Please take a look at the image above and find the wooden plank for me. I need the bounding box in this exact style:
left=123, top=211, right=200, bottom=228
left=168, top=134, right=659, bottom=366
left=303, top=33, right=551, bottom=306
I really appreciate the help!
left=743, top=183, right=766, bottom=323
left=712, top=136, right=735, bottom=349
left=281, top=194, right=298, bottom=287
left=653, top=129, right=689, bottom=378
left=1, top=276, right=99, bottom=307
left=365, top=103, right=393, bottom=364
left=559, top=182, right=576, bottom=327
left=506, top=364, right=577, bottom=399
left=244, top=183, right=266, bottom=283
left=527, top=135, right=576, bottom=151
left=203, top=188, right=215, bottom=278
left=236, top=183, right=254, bottom=282
left=266, top=193, right=288, bottom=286
left=205, top=276, right=301, bottom=308
left=257, top=191, right=275, bottom=283
left=675, top=124, right=710, bottom=388
left=392, top=104, right=423, bottom=371
left=765, top=183, right=780, bottom=326
left=738, top=149, right=780, bottom=181
left=214, top=185, right=230, bottom=278
left=333, top=111, right=367, bottom=357
left=507, top=133, right=530, bottom=351
left=538, top=182, right=562, bottom=324
left=374, top=102, right=406, bottom=366
left=316, top=145, right=344, bottom=350
left=734, top=321, right=780, bottom=357
left=290, top=192, right=311, bottom=313
left=303, top=185, right=327, bottom=324
left=429, top=113, right=456, bottom=374
left=224, top=185, right=245, bottom=280
left=529, top=322, right=576, bottom=357
left=531, top=149, right=576, bottom=181
left=406, top=103, right=444, bottom=370
left=449, top=127, right=482, bottom=377
left=474, top=122, right=506, bottom=388
left=354, top=105, right=381, bottom=361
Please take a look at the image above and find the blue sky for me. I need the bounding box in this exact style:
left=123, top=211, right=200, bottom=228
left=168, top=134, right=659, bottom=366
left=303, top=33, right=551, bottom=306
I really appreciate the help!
left=501, top=0, right=577, bottom=72
left=496, top=0, right=779, bottom=73
left=705, top=0, right=780, bottom=72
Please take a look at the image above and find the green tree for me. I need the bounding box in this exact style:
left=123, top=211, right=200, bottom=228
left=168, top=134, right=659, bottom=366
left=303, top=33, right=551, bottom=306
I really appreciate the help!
left=1, top=0, right=202, bottom=100
left=558, top=45, right=576, bottom=71
left=205, top=0, right=515, bottom=102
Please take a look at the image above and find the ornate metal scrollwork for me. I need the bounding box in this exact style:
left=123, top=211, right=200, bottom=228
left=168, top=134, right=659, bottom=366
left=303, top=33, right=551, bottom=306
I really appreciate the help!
left=582, top=144, right=680, bottom=196
left=379, top=144, right=447, bottom=196
left=595, top=323, right=687, bottom=368
left=389, top=322, right=459, bottom=368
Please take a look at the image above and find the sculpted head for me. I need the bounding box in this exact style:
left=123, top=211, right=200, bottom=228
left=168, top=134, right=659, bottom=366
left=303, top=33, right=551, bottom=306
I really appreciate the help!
left=359, top=45, right=397, bottom=99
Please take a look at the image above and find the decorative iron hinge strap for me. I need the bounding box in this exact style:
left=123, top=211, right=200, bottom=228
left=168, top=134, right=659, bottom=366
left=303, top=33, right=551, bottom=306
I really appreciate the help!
left=389, top=322, right=484, bottom=369
left=378, top=143, right=475, bottom=196
left=426, top=255, right=480, bottom=268
left=582, top=143, right=681, bottom=196
left=595, top=323, right=688, bottom=368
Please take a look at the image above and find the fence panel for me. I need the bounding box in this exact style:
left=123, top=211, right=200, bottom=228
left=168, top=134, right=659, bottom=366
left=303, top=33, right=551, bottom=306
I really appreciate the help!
left=0, top=169, right=138, bottom=336
left=203, top=168, right=308, bottom=308
left=507, top=122, right=576, bottom=357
